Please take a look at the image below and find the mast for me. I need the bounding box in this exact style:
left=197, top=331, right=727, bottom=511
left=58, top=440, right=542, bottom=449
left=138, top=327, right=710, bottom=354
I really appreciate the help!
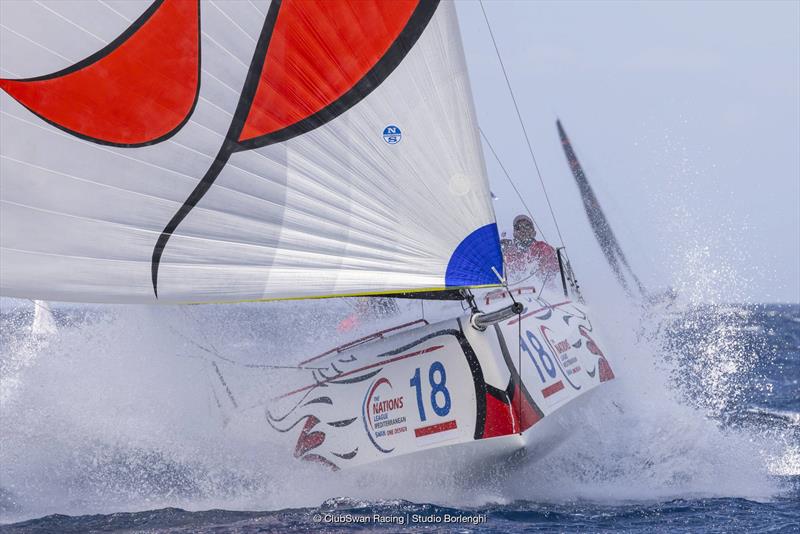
left=556, top=120, right=647, bottom=297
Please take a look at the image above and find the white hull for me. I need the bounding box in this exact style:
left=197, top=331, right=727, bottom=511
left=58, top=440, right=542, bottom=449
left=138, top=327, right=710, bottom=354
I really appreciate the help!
left=348, top=383, right=602, bottom=481
left=268, top=289, right=614, bottom=471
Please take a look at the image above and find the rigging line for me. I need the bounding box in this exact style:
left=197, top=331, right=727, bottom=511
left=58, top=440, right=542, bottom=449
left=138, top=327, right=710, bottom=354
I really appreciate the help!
left=486, top=272, right=524, bottom=437
left=499, top=272, right=523, bottom=436
left=537, top=269, right=557, bottom=296
left=168, top=321, right=326, bottom=371
left=481, top=128, right=561, bottom=293
left=478, top=0, right=566, bottom=248
left=479, top=127, right=550, bottom=245
left=179, top=306, right=221, bottom=353
left=517, top=297, right=522, bottom=435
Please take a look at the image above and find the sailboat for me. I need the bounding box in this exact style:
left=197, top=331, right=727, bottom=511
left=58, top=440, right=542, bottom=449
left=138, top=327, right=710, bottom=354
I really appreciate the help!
left=557, top=119, right=677, bottom=310
left=30, top=300, right=58, bottom=337
left=1, top=0, right=615, bottom=471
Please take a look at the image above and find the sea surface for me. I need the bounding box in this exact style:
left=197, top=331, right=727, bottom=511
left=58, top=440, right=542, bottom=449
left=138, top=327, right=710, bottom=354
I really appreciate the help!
left=0, top=301, right=798, bottom=533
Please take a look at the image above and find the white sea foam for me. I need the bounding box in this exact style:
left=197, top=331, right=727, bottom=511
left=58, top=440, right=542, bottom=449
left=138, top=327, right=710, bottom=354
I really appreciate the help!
left=0, top=290, right=795, bottom=523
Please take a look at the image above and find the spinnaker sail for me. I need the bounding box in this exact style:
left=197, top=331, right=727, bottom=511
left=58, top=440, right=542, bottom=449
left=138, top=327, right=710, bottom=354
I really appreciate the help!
left=1, top=0, right=502, bottom=304
left=556, top=119, right=646, bottom=297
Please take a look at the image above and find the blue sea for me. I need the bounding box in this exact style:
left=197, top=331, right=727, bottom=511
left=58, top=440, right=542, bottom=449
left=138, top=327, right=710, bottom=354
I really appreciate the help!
left=0, top=302, right=798, bottom=533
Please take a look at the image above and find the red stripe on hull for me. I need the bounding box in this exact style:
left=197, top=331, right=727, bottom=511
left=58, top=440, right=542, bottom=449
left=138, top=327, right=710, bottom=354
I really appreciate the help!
left=414, top=419, right=457, bottom=438
left=541, top=381, right=564, bottom=398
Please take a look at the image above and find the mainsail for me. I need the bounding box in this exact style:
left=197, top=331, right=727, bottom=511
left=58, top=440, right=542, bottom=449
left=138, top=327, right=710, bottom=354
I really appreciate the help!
left=0, top=0, right=501, bottom=304
left=556, top=119, right=647, bottom=297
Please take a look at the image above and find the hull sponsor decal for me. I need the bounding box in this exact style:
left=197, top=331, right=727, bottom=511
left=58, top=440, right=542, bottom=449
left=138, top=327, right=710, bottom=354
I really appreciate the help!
left=541, top=380, right=565, bottom=398
left=326, top=417, right=357, bottom=428
left=300, top=453, right=340, bottom=471
left=271, top=326, right=484, bottom=467
left=579, top=325, right=615, bottom=382
left=540, top=325, right=582, bottom=391
left=294, top=416, right=325, bottom=458
left=507, top=300, right=572, bottom=325
left=331, top=449, right=358, bottom=460
left=362, top=377, right=408, bottom=453
left=554, top=339, right=571, bottom=353
left=303, top=396, right=333, bottom=406
left=414, top=419, right=457, bottom=438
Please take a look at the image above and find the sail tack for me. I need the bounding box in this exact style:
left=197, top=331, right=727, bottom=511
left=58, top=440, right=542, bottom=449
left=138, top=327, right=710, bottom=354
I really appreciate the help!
left=1, top=0, right=501, bottom=304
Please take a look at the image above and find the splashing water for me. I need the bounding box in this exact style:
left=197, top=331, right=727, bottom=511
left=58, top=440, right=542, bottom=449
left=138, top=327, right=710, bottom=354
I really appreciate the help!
left=0, top=251, right=797, bottom=524
left=1, top=296, right=795, bottom=524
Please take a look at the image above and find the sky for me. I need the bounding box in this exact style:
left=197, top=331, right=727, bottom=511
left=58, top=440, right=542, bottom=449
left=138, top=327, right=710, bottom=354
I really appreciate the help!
left=457, top=0, right=800, bottom=303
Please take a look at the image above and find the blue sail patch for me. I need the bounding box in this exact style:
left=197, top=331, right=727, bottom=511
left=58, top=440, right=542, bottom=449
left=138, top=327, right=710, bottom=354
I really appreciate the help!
left=445, top=223, right=504, bottom=287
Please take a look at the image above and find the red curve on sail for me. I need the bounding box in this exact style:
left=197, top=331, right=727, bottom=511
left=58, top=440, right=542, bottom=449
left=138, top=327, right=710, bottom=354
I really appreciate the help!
left=0, top=0, right=199, bottom=147
left=239, top=0, right=418, bottom=142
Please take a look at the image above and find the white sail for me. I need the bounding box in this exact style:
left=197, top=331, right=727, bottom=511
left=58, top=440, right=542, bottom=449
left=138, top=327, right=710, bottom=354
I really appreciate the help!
left=31, top=300, right=57, bottom=336
left=0, top=0, right=502, bottom=304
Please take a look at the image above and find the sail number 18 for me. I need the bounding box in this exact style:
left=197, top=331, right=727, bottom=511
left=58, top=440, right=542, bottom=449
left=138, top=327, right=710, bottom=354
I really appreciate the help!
left=410, top=361, right=451, bottom=421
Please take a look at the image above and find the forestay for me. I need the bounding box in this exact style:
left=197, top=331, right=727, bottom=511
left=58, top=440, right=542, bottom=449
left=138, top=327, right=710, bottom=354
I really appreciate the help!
left=0, top=0, right=501, bottom=304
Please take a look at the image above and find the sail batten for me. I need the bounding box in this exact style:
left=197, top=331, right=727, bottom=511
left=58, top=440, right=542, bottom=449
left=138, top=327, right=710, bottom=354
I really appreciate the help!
left=1, top=0, right=502, bottom=304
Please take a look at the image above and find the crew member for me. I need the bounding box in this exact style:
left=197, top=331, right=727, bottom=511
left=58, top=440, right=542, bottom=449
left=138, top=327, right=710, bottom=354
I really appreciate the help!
left=504, top=215, right=559, bottom=280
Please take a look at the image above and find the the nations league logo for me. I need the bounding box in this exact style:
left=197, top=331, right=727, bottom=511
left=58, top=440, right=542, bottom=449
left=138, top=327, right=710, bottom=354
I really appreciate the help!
left=382, top=125, right=402, bottom=144
left=362, top=377, right=408, bottom=453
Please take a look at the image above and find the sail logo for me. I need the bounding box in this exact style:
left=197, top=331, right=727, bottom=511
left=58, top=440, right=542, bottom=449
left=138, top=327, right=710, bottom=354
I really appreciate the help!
left=362, top=377, right=407, bottom=453
left=383, top=125, right=402, bottom=144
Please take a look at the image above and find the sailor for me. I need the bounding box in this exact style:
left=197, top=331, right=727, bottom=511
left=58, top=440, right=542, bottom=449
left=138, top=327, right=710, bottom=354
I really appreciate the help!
left=504, top=215, right=559, bottom=282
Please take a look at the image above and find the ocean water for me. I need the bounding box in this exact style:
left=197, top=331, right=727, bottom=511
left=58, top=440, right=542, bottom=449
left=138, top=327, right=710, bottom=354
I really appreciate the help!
left=0, top=300, right=797, bottom=533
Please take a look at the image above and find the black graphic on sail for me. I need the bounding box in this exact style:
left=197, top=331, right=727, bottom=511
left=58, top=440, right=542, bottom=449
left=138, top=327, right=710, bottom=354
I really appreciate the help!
left=556, top=120, right=647, bottom=297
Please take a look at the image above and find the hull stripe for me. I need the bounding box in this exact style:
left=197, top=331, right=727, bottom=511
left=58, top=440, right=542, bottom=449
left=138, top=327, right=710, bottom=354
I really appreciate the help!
left=541, top=380, right=565, bottom=398
left=414, top=419, right=457, bottom=438
left=275, top=345, right=443, bottom=399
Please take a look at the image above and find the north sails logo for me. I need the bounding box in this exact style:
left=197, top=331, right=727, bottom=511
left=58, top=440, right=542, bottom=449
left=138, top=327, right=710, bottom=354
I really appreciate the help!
left=382, top=125, right=402, bottom=144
